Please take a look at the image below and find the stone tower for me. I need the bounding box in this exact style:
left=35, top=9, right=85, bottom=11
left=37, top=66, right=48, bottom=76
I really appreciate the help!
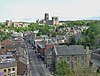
left=44, top=13, right=49, bottom=21
left=52, top=17, right=59, bottom=25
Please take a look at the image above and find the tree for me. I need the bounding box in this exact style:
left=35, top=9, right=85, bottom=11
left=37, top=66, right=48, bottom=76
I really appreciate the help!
left=94, top=34, right=100, bottom=48
left=74, top=63, right=100, bottom=76
left=0, top=31, right=11, bottom=41
left=56, top=60, right=74, bottom=76
left=52, top=32, right=57, bottom=37
left=69, top=36, right=76, bottom=45
left=0, top=23, right=5, bottom=28
left=83, top=22, right=100, bottom=48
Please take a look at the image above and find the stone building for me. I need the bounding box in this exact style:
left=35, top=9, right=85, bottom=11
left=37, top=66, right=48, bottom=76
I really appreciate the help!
left=37, top=13, right=59, bottom=26
left=90, top=48, right=100, bottom=72
left=6, top=20, right=12, bottom=26
left=0, top=55, right=17, bottom=76
left=51, top=45, right=86, bottom=72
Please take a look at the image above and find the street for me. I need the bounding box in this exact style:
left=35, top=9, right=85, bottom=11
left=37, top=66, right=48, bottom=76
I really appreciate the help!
left=25, top=41, right=52, bottom=76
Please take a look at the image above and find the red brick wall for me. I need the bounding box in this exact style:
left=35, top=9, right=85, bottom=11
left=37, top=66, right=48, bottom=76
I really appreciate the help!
left=37, top=44, right=59, bottom=56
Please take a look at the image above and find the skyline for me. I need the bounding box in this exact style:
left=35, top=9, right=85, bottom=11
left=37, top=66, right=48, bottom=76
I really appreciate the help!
left=0, top=0, right=100, bottom=22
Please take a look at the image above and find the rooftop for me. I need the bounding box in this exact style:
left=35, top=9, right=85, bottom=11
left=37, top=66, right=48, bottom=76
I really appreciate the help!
left=95, top=48, right=100, bottom=54
left=91, top=59, right=100, bottom=67
left=37, top=42, right=46, bottom=48
left=1, top=39, right=13, bottom=45
left=0, top=61, right=17, bottom=69
left=54, top=45, right=86, bottom=56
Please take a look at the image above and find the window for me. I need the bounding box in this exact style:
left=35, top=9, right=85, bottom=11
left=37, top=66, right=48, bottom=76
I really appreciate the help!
left=12, top=68, right=15, bottom=71
left=67, top=57, right=70, bottom=61
left=74, top=57, right=77, bottom=61
left=81, top=56, right=84, bottom=60
left=59, top=56, right=62, bottom=60
left=8, top=69, right=11, bottom=72
left=12, top=73, right=15, bottom=76
left=8, top=74, right=11, bottom=76
left=4, top=69, right=6, bottom=72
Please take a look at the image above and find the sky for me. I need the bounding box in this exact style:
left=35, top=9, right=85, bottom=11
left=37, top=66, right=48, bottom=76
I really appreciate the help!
left=0, top=0, right=100, bottom=22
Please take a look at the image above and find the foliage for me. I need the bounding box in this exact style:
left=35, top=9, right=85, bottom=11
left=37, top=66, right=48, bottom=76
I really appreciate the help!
left=94, top=34, right=100, bottom=48
left=74, top=63, right=100, bottom=76
left=56, top=60, right=74, bottom=76
left=51, top=32, right=57, bottom=37
left=13, top=23, right=54, bottom=36
left=69, top=36, right=76, bottom=45
left=76, top=21, right=100, bottom=49
left=66, top=20, right=86, bottom=27
left=1, top=20, right=100, bottom=48
left=0, top=31, right=11, bottom=41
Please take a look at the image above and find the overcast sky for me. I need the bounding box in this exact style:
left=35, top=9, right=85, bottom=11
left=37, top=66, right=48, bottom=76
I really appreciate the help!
left=0, top=0, right=100, bottom=22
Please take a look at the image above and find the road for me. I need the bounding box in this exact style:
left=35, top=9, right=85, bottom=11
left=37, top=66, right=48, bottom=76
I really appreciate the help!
left=25, top=41, right=46, bottom=76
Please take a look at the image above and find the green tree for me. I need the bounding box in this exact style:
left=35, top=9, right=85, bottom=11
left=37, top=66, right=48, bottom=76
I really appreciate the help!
left=69, top=36, right=76, bottom=45
left=94, top=34, right=100, bottom=48
left=0, top=31, right=11, bottom=41
left=56, top=60, right=74, bottom=76
left=52, top=32, right=57, bottom=37
left=83, top=22, right=100, bottom=48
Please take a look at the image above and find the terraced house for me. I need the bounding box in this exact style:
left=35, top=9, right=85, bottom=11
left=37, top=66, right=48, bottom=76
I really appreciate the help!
left=0, top=57, right=17, bottom=76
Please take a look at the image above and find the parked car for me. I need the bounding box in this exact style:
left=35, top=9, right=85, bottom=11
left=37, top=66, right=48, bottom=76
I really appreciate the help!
left=35, top=51, right=37, bottom=54
left=40, top=73, right=43, bottom=76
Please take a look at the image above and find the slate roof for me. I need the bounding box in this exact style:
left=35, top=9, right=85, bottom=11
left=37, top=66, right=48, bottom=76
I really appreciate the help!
left=95, top=48, right=100, bottom=54
left=37, top=41, right=46, bottom=48
left=56, top=35, right=65, bottom=40
left=0, top=61, right=17, bottom=69
left=55, top=45, right=68, bottom=55
left=0, top=54, right=13, bottom=58
left=48, top=38, right=58, bottom=44
left=91, top=59, right=100, bottom=67
left=91, top=53, right=100, bottom=61
left=54, top=45, right=86, bottom=56
left=68, top=45, right=85, bottom=55
left=46, top=48, right=52, bottom=56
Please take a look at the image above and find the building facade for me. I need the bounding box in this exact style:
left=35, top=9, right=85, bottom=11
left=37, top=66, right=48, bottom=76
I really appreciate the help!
left=44, top=13, right=49, bottom=21
left=51, top=45, right=86, bottom=72
left=37, top=13, right=59, bottom=26
left=6, top=20, right=12, bottom=27
left=0, top=61, right=17, bottom=76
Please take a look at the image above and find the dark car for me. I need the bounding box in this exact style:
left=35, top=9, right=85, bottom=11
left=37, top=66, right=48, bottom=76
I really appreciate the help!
left=35, top=51, right=37, bottom=54
left=40, top=73, right=43, bottom=76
